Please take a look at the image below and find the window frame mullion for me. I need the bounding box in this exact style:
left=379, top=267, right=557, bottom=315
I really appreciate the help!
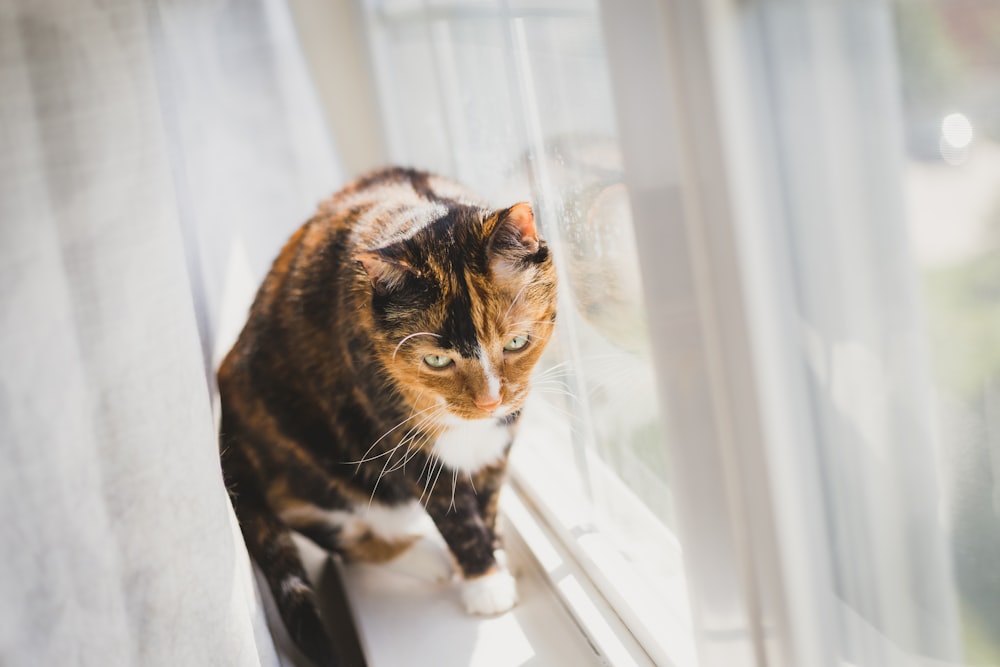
left=597, top=1, right=797, bottom=665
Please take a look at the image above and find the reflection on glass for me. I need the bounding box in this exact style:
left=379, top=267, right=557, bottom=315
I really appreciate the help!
left=365, top=1, right=672, bottom=539
left=509, top=16, right=672, bottom=535
left=537, top=138, right=670, bottom=529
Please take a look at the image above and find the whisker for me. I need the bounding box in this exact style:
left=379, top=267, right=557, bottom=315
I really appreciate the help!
left=532, top=371, right=571, bottom=385
left=533, top=391, right=587, bottom=415
left=507, top=320, right=556, bottom=329
left=389, top=406, right=439, bottom=450
left=532, top=377, right=580, bottom=393
left=503, top=282, right=532, bottom=321
left=346, top=402, right=439, bottom=467
left=532, top=378, right=575, bottom=392
left=387, top=419, right=443, bottom=474
left=537, top=352, right=624, bottom=373
left=419, top=455, right=442, bottom=507
left=387, top=439, right=423, bottom=475
left=532, top=392, right=586, bottom=421
left=392, top=332, right=441, bottom=362
left=532, top=387, right=584, bottom=407
left=417, top=445, right=435, bottom=482
left=397, top=405, right=443, bottom=447
left=367, top=411, right=444, bottom=510
left=532, top=352, right=635, bottom=384
left=448, top=469, right=458, bottom=513
left=532, top=384, right=576, bottom=396
left=533, top=369, right=573, bottom=383
left=372, top=406, right=446, bottom=487
left=504, top=320, right=556, bottom=341
left=388, top=430, right=427, bottom=474
left=528, top=393, right=584, bottom=424
left=533, top=360, right=577, bottom=379
left=367, top=442, right=401, bottom=511
left=424, top=457, right=447, bottom=509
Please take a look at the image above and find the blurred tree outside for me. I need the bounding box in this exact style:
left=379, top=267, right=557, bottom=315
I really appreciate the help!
left=895, top=1, right=1000, bottom=663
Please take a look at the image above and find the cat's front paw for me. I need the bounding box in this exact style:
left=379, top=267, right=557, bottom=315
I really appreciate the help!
left=461, top=568, right=518, bottom=616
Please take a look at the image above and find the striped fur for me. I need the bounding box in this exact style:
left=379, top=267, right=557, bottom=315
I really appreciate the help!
left=218, top=168, right=557, bottom=665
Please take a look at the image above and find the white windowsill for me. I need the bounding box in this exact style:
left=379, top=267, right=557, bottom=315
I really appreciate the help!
left=324, top=485, right=654, bottom=667
left=510, top=399, right=697, bottom=667
left=265, top=482, right=656, bottom=667
left=256, top=399, right=696, bottom=667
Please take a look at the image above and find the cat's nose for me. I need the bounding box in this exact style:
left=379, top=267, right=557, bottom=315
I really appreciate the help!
left=475, top=396, right=502, bottom=412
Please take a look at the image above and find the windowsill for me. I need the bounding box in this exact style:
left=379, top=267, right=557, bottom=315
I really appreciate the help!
left=260, top=398, right=696, bottom=667
left=268, top=483, right=657, bottom=667
left=510, top=398, right=697, bottom=667
left=327, top=486, right=654, bottom=667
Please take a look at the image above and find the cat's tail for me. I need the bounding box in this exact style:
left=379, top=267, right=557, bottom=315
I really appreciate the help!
left=223, top=443, right=339, bottom=667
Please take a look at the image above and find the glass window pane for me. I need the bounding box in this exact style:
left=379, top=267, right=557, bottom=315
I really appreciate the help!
left=738, top=2, right=1000, bottom=665
left=895, top=0, right=1000, bottom=662
left=365, top=0, right=672, bottom=524
left=361, top=1, right=686, bottom=661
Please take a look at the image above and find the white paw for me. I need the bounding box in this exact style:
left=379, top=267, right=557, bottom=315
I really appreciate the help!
left=384, top=537, right=454, bottom=583
left=461, top=569, right=518, bottom=616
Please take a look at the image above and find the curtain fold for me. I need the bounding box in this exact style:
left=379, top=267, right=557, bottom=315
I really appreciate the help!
left=0, top=0, right=341, bottom=664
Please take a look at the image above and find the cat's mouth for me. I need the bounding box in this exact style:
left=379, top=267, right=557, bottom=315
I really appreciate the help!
left=455, top=406, right=511, bottom=421
left=437, top=398, right=522, bottom=424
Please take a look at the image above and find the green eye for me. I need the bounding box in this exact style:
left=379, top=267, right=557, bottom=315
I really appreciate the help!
left=504, top=335, right=530, bottom=352
left=423, top=354, right=454, bottom=369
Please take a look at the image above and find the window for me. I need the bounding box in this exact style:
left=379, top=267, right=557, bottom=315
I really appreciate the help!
left=354, top=1, right=1000, bottom=666
left=718, top=1, right=1000, bottom=665
left=895, top=4, right=1000, bottom=661
left=361, top=1, right=690, bottom=664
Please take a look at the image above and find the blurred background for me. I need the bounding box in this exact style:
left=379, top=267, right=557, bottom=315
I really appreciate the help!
left=2, top=1, right=999, bottom=666
left=893, top=1, right=1000, bottom=661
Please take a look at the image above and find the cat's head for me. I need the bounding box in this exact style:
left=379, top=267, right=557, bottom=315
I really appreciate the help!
left=357, top=202, right=557, bottom=424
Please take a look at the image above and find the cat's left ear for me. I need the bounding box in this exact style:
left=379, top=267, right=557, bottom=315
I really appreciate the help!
left=488, top=202, right=539, bottom=256
left=487, top=203, right=543, bottom=282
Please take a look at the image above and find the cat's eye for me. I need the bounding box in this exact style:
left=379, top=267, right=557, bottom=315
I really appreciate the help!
left=504, top=335, right=530, bottom=352
left=423, top=354, right=454, bottom=369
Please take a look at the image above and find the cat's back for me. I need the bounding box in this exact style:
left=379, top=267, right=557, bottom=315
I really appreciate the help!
left=223, top=168, right=490, bottom=371
left=238, top=168, right=475, bottom=319
left=321, top=167, right=488, bottom=250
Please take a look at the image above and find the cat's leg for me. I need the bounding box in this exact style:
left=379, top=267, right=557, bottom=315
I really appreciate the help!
left=278, top=484, right=452, bottom=581
left=278, top=492, right=430, bottom=566
left=471, top=464, right=507, bottom=556
left=423, top=475, right=517, bottom=615
left=260, top=451, right=358, bottom=556
left=219, top=400, right=339, bottom=666
left=351, top=501, right=453, bottom=582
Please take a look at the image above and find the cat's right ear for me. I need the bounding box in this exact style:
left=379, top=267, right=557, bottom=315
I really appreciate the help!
left=356, top=251, right=418, bottom=293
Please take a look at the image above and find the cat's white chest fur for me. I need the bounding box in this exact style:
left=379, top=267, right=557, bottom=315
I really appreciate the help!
left=432, top=418, right=511, bottom=473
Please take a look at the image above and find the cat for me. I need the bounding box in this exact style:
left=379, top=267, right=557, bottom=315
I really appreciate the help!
left=218, top=167, right=558, bottom=666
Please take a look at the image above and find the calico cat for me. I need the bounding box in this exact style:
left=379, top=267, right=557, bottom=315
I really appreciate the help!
left=218, top=167, right=558, bottom=666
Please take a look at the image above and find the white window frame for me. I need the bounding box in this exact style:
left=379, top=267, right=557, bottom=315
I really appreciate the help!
left=599, top=1, right=785, bottom=664
left=600, top=1, right=963, bottom=667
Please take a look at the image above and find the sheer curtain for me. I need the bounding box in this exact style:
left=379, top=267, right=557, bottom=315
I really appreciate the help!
left=0, top=0, right=340, bottom=664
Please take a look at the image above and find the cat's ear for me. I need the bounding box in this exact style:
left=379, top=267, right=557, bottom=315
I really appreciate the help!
left=488, top=202, right=539, bottom=257
left=356, top=251, right=418, bottom=293
left=487, top=203, right=542, bottom=281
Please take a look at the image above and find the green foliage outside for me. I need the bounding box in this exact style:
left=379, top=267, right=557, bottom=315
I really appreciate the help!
left=922, top=203, right=1000, bottom=664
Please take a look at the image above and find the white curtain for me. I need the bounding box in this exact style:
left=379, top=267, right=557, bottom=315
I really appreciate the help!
left=0, top=0, right=341, bottom=664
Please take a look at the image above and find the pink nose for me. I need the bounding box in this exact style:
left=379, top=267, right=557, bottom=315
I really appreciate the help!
left=475, top=396, right=502, bottom=411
